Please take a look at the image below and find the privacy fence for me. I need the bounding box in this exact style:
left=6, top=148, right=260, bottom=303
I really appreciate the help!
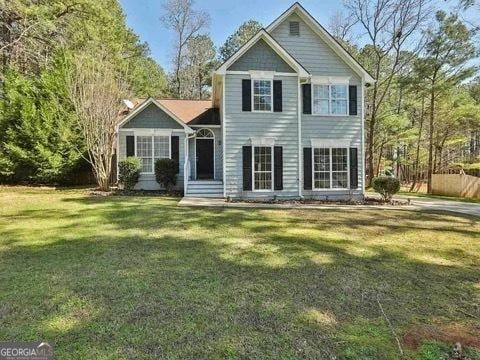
left=432, top=173, right=480, bottom=199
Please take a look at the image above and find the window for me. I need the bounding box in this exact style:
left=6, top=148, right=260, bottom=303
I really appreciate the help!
left=136, top=136, right=153, bottom=173
left=313, top=147, right=349, bottom=189
left=136, top=135, right=170, bottom=173
left=252, top=79, right=272, bottom=112
left=312, top=84, right=348, bottom=115
left=289, top=21, right=300, bottom=36
left=314, top=148, right=330, bottom=189
left=253, top=146, right=273, bottom=190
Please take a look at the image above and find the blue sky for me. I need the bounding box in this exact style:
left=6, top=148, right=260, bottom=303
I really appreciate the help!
left=118, top=0, right=468, bottom=72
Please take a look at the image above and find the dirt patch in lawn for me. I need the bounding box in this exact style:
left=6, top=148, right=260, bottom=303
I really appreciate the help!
left=402, top=323, right=480, bottom=350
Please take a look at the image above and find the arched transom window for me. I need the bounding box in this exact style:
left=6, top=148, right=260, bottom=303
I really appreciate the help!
left=196, top=128, right=214, bottom=138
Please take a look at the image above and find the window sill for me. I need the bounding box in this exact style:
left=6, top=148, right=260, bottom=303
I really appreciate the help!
left=311, top=188, right=351, bottom=191
left=252, top=110, right=273, bottom=113
left=309, top=113, right=351, bottom=117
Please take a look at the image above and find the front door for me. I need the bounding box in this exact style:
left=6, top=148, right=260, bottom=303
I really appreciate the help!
left=196, top=138, right=214, bottom=179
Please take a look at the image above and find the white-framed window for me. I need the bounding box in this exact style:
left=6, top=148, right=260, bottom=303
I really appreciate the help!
left=252, top=79, right=272, bottom=112
left=313, top=147, right=349, bottom=189
left=253, top=146, right=273, bottom=191
left=136, top=135, right=170, bottom=173
left=312, top=84, right=348, bottom=115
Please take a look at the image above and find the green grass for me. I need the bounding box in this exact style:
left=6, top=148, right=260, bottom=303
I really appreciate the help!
left=0, top=186, right=479, bottom=359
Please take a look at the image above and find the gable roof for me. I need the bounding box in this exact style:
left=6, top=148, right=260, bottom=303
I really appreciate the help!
left=266, top=2, right=375, bottom=83
left=117, top=98, right=194, bottom=133
left=118, top=98, right=220, bottom=130
left=215, top=29, right=310, bottom=77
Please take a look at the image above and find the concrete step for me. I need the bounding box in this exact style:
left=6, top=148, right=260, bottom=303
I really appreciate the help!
left=186, top=180, right=223, bottom=198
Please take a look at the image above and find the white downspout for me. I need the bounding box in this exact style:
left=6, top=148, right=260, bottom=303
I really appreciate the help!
left=298, top=78, right=302, bottom=198
left=222, top=75, right=227, bottom=198
left=361, top=79, right=366, bottom=197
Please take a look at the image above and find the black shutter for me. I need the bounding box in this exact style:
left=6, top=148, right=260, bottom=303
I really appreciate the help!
left=126, top=136, right=135, bottom=157
left=242, top=79, right=252, bottom=112
left=303, top=147, right=312, bottom=190
left=273, top=80, right=283, bottom=112
left=349, top=85, right=358, bottom=116
left=171, top=136, right=180, bottom=174
left=274, top=146, right=283, bottom=190
left=242, top=146, right=252, bottom=191
left=302, top=84, right=311, bottom=114
left=349, top=147, right=358, bottom=189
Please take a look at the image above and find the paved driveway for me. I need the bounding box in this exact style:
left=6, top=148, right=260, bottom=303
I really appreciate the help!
left=390, top=194, right=480, bottom=217
left=180, top=194, right=480, bottom=218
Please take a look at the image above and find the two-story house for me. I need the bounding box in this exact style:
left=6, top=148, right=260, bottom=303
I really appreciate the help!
left=116, top=2, right=375, bottom=200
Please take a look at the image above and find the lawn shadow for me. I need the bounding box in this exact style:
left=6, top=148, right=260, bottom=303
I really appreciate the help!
left=1, top=192, right=479, bottom=358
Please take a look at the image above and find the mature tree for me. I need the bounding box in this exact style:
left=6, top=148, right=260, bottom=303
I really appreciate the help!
left=68, top=54, right=130, bottom=191
left=413, top=11, right=476, bottom=192
left=179, top=35, right=217, bottom=99
left=0, top=0, right=168, bottom=184
left=345, top=0, right=430, bottom=187
left=328, top=10, right=357, bottom=43
left=219, top=20, right=262, bottom=61
left=160, top=0, right=209, bottom=97
left=0, top=55, right=81, bottom=182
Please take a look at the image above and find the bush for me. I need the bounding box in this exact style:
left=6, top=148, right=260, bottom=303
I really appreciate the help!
left=372, top=176, right=400, bottom=202
left=118, top=157, right=141, bottom=190
left=155, top=158, right=178, bottom=191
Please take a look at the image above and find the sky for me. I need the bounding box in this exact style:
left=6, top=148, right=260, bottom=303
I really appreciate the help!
left=118, top=0, right=472, bottom=72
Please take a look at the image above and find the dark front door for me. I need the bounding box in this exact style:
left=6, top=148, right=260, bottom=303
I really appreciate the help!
left=196, top=139, right=214, bottom=179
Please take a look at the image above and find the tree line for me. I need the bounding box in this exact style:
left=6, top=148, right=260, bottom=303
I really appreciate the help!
left=0, top=0, right=478, bottom=193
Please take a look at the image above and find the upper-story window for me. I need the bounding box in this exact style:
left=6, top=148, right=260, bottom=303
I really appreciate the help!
left=312, top=84, right=348, bottom=115
left=252, top=79, right=272, bottom=112
left=289, top=21, right=300, bottom=36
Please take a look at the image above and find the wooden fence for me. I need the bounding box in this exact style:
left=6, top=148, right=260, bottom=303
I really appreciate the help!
left=432, top=174, right=480, bottom=199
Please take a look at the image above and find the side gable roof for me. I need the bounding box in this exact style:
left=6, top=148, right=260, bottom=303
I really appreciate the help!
left=266, top=2, right=375, bottom=83
left=117, top=98, right=194, bottom=133
left=215, top=29, right=310, bottom=77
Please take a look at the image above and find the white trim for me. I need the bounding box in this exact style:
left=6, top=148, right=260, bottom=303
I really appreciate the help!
left=222, top=75, right=226, bottom=197
left=117, top=98, right=195, bottom=134
left=298, top=78, right=303, bottom=197
left=266, top=3, right=375, bottom=84
left=249, top=70, right=274, bottom=80
left=251, top=78, right=273, bottom=113
left=361, top=80, right=366, bottom=194
left=311, top=147, right=350, bottom=191
left=311, top=139, right=351, bottom=148
left=311, top=83, right=349, bottom=116
left=135, top=134, right=172, bottom=175
left=215, top=30, right=310, bottom=78
left=226, top=70, right=298, bottom=77
left=252, top=145, right=274, bottom=192
left=311, top=76, right=350, bottom=84
left=194, top=128, right=216, bottom=180
left=250, top=137, right=275, bottom=146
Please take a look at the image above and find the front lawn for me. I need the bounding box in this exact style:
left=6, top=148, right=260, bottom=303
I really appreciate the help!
left=0, top=187, right=479, bottom=359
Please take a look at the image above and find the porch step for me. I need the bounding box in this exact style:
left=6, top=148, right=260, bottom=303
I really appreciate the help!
left=185, top=180, right=223, bottom=198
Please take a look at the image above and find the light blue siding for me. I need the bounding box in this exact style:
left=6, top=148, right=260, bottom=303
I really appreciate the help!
left=270, top=13, right=361, bottom=81
left=228, top=39, right=295, bottom=73
left=222, top=11, right=365, bottom=200
left=123, top=103, right=184, bottom=129
left=118, top=131, right=186, bottom=191
left=269, top=13, right=364, bottom=199
left=224, top=74, right=299, bottom=198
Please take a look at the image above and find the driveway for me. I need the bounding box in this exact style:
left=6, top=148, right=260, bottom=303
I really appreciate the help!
left=390, top=194, right=480, bottom=218
left=180, top=194, right=480, bottom=218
